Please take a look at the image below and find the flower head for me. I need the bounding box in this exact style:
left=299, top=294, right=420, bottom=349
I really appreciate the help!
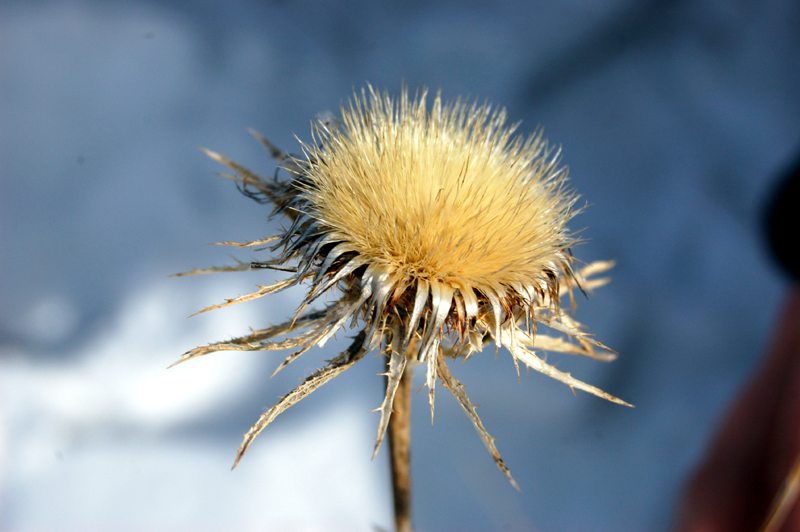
left=174, top=86, right=629, bottom=489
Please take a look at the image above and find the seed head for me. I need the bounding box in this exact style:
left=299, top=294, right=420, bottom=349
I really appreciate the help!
left=173, top=86, right=630, bottom=489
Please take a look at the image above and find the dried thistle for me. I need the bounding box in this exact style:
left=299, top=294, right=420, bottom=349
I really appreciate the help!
left=174, top=86, right=630, bottom=492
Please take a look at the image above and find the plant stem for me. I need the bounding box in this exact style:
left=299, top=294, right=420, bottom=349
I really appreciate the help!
left=388, top=360, right=414, bottom=532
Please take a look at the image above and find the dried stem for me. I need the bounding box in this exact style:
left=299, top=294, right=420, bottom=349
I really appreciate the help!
left=387, top=357, right=414, bottom=532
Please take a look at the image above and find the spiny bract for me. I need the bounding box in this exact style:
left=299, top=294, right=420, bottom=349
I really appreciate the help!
left=173, top=86, right=630, bottom=489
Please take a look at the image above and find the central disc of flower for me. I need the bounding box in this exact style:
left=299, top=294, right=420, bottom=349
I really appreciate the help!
left=304, top=91, right=575, bottom=290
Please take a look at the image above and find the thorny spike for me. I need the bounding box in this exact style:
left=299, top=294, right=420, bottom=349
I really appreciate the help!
left=232, top=331, right=367, bottom=470
left=200, top=148, right=271, bottom=191
left=508, top=320, right=522, bottom=383
left=170, top=259, right=252, bottom=277
left=372, top=350, right=408, bottom=459
left=436, top=352, right=520, bottom=491
left=303, top=257, right=366, bottom=307
left=247, top=128, right=284, bottom=160
left=188, top=278, right=297, bottom=317
left=169, top=309, right=328, bottom=368
left=249, top=261, right=298, bottom=273
left=502, top=328, right=632, bottom=407
left=316, top=280, right=374, bottom=348
left=208, top=236, right=281, bottom=248
left=523, top=332, right=617, bottom=362
left=426, top=337, right=439, bottom=424
left=270, top=343, right=317, bottom=378
left=313, top=242, right=354, bottom=284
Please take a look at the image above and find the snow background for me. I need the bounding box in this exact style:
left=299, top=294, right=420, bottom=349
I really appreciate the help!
left=1, top=1, right=799, bottom=531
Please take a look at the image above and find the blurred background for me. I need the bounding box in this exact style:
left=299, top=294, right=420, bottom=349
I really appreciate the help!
left=1, top=1, right=799, bottom=531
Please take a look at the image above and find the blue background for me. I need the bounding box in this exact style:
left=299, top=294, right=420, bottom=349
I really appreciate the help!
left=2, top=1, right=799, bottom=530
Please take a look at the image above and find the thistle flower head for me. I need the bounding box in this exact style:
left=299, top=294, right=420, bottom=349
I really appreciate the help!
left=174, top=86, right=630, bottom=489
left=306, top=91, right=574, bottom=290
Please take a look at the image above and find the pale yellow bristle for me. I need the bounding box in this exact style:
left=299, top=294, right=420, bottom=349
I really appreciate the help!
left=303, top=88, right=575, bottom=289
